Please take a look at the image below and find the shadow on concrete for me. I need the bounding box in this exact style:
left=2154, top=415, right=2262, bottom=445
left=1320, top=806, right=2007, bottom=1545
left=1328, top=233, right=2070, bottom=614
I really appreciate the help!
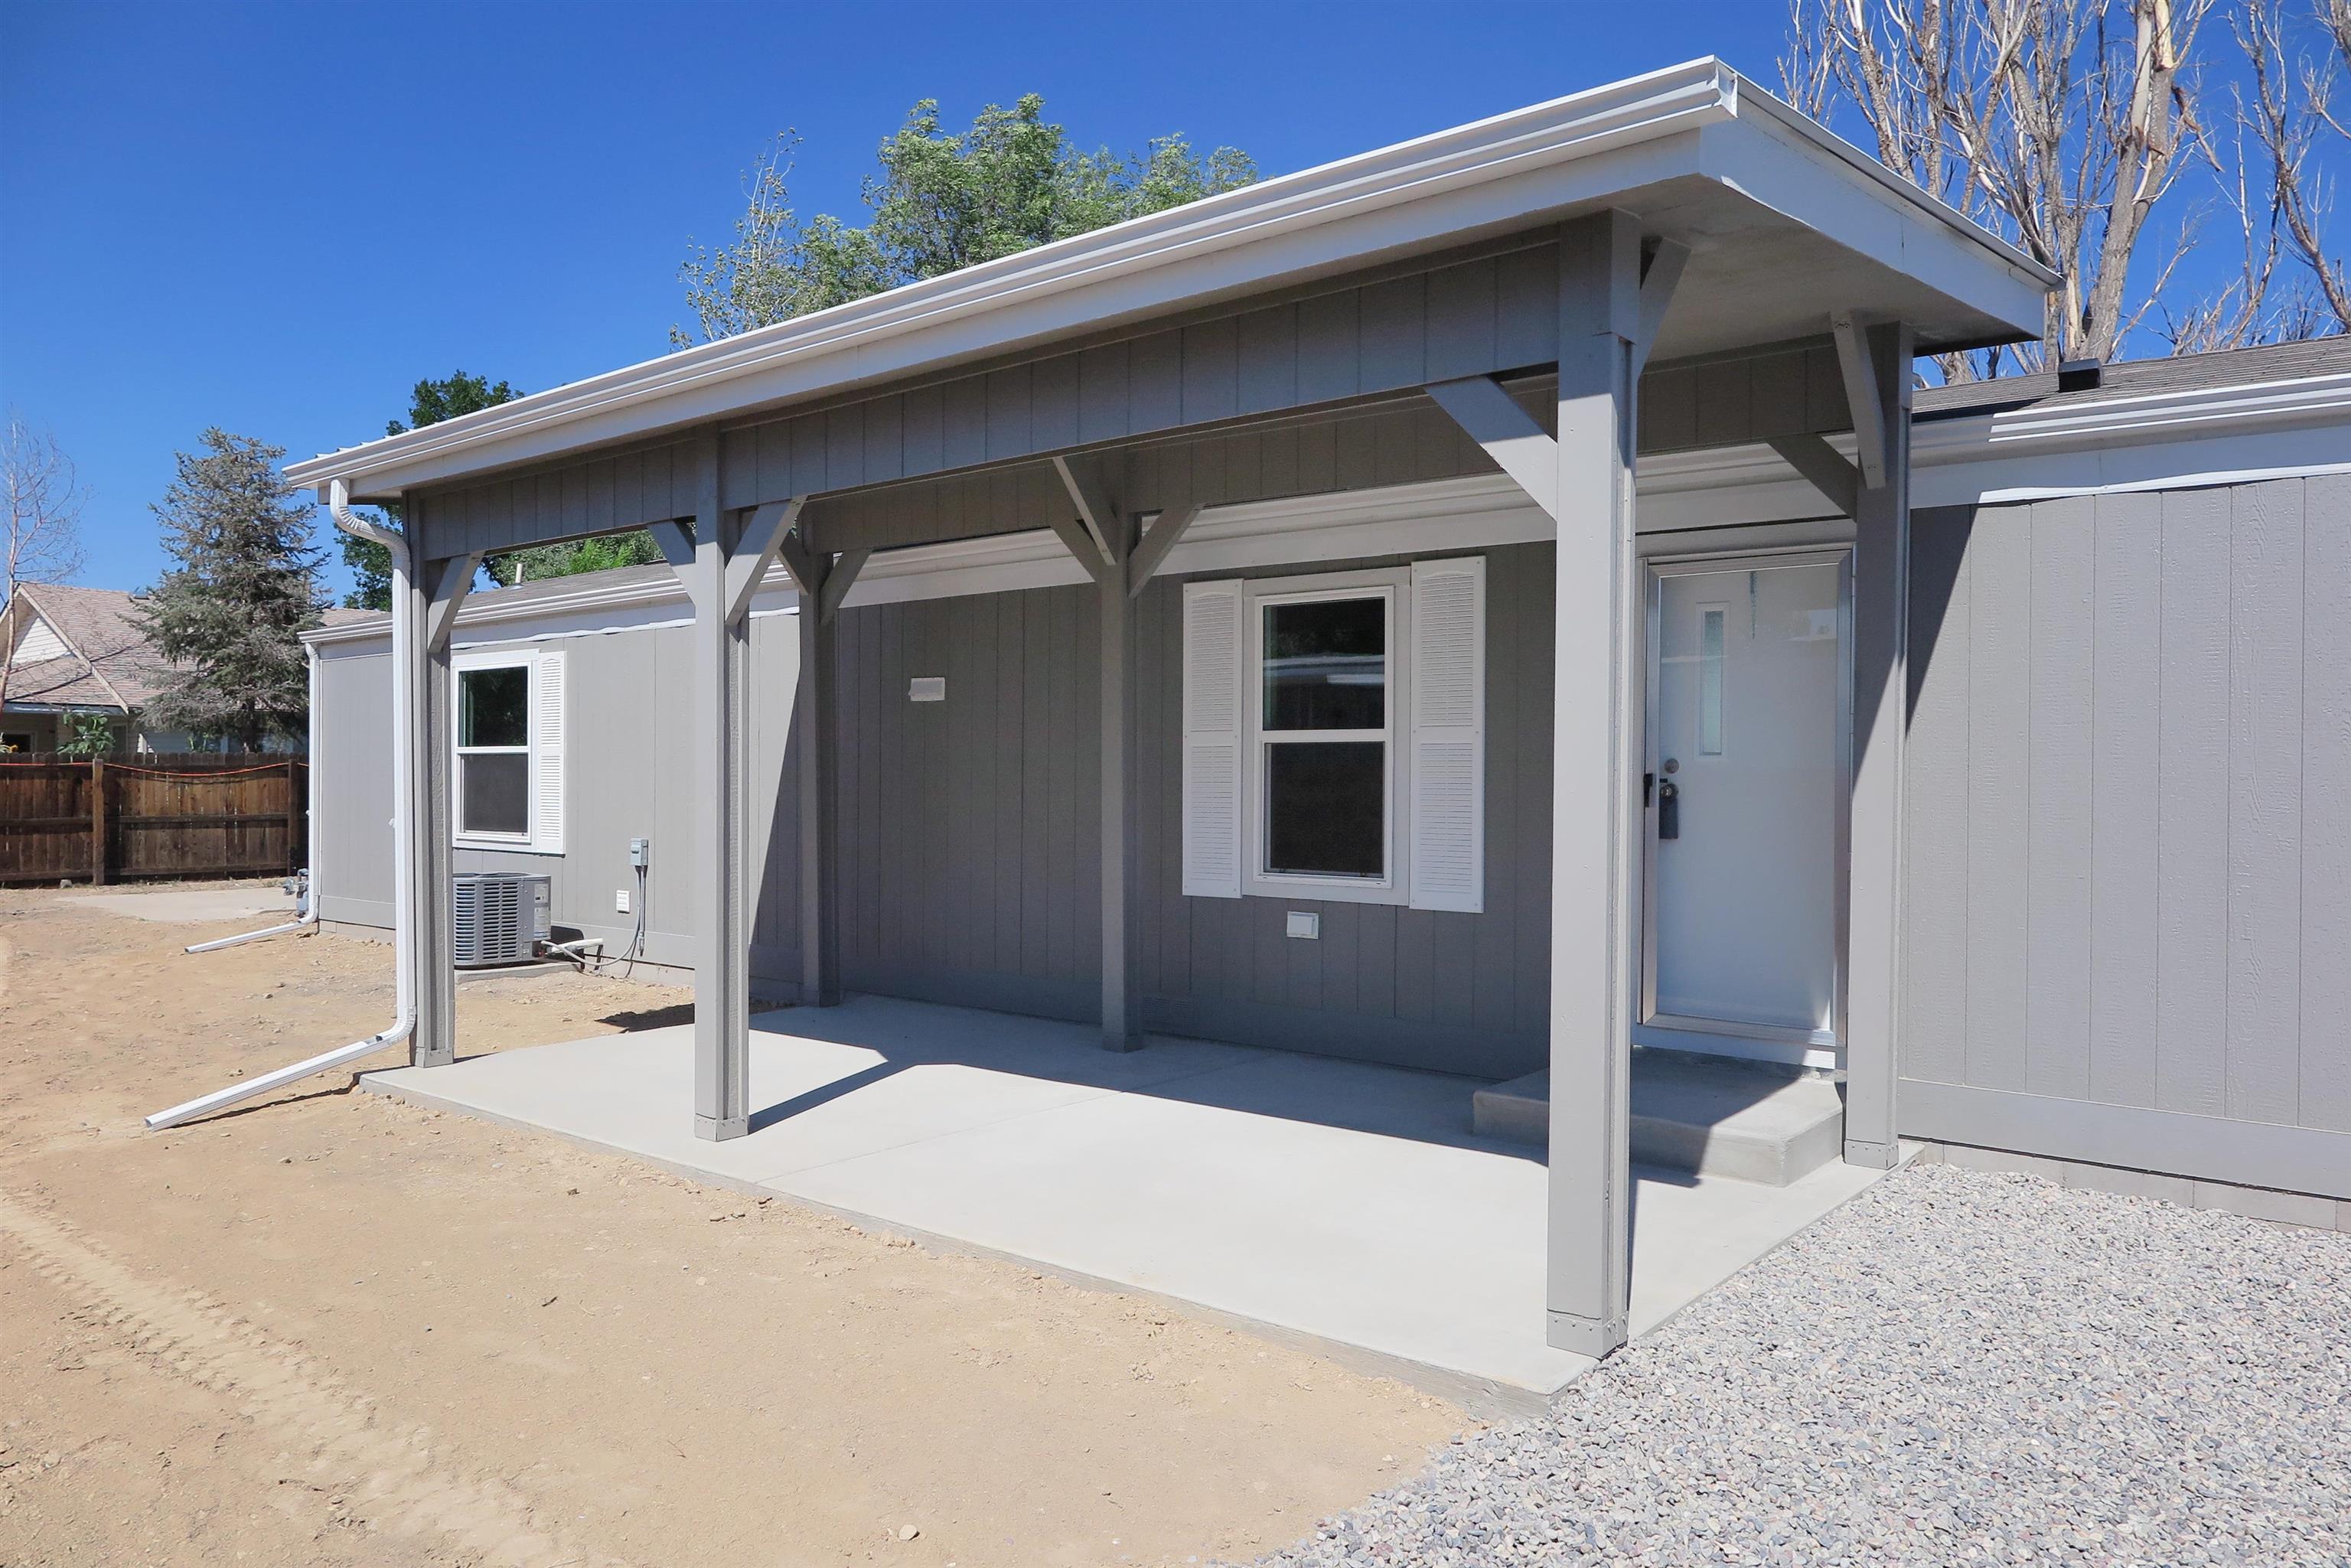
left=727, top=996, right=1625, bottom=1165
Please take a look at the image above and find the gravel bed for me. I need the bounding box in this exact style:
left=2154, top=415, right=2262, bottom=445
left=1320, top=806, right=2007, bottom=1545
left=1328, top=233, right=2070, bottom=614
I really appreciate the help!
left=1251, top=1162, right=2350, bottom=1567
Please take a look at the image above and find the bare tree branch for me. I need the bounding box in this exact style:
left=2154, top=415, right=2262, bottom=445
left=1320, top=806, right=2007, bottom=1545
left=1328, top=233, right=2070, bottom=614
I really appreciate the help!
left=1, top=413, right=90, bottom=714
left=1789, top=0, right=2237, bottom=375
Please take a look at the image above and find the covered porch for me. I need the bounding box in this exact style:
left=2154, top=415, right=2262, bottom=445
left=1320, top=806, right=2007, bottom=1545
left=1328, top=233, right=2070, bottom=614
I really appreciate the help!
left=287, top=60, right=2053, bottom=1363
left=364, top=995, right=1893, bottom=1409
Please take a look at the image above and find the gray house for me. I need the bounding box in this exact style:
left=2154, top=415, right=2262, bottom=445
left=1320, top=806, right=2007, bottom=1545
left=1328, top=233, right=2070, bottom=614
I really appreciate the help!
left=287, top=62, right=2349, bottom=1362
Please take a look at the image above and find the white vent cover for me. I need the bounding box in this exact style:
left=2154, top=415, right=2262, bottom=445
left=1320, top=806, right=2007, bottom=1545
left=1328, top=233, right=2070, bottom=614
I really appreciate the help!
left=452, top=872, right=552, bottom=967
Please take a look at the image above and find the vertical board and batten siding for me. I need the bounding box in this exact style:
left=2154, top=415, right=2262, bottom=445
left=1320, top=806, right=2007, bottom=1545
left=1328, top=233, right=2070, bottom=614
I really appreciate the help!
left=1137, top=543, right=1552, bottom=1077
left=422, top=345, right=1850, bottom=564
left=1899, top=474, right=2351, bottom=1198
left=830, top=585, right=1101, bottom=1019
left=313, top=616, right=809, bottom=996
left=317, top=540, right=1558, bottom=1077
left=416, top=233, right=1847, bottom=562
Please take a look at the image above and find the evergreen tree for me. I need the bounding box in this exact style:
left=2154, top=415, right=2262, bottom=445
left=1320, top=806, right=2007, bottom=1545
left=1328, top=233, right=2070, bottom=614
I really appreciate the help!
left=137, top=429, right=323, bottom=751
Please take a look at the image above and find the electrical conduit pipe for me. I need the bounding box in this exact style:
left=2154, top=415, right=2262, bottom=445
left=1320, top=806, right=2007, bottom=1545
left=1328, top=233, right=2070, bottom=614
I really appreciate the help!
left=145, top=478, right=417, bottom=1130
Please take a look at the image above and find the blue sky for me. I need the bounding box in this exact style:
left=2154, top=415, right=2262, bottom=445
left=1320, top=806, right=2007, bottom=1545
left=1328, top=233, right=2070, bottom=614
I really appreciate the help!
left=0, top=1, right=2324, bottom=603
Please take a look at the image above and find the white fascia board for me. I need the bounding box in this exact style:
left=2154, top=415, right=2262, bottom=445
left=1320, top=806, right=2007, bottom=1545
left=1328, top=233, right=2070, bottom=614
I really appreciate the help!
left=1694, top=112, right=2053, bottom=344
left=288, top=60, right=2046, bottom=501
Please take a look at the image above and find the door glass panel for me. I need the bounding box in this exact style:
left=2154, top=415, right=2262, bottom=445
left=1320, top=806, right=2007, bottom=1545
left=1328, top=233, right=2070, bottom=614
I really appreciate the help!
left=1262, top=597, right=1384, bottom=730
left=1264, top=741, right=1384, bottom=876
left=1698, top=605, right=1726, bottom=755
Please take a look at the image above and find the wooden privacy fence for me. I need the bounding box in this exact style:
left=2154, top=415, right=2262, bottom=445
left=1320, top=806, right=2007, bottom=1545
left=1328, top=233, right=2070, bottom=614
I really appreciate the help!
left=0, top=755, right=306, bottom=886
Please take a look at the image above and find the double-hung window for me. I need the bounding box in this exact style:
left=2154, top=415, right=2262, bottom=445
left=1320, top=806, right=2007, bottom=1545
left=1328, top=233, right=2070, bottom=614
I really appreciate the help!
left=1182, top=557, right=1484, bottom=912
left=1252, top=574, right=1401, bottom=894
left=452, top=648, right=566, bottom=853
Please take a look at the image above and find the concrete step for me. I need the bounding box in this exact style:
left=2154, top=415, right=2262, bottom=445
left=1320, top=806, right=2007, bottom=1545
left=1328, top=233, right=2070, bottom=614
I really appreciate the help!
left=1472, top=1051, right=1846, bottom=1186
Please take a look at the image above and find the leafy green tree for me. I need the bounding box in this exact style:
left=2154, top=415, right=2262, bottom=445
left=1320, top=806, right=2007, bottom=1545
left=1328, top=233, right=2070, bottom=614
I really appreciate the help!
left=56, top=711, right=114, bottom=757
left=136, top=430, right=324, bottom=751
left=340, top=370, right=666, bottom=598
left=501, top=530, right=667, bottom=582
left=675, top=95, right=1255, bottom=344
left=340, top=371, right=520, bottom=608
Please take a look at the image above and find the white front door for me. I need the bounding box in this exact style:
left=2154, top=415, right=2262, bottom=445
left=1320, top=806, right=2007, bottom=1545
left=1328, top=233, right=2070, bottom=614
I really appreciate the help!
left=1643, top=555, right=1848, bottom=1053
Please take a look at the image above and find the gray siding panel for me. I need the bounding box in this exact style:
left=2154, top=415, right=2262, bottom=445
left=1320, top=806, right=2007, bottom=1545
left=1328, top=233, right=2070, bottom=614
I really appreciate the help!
left=2225, top=479, right=2304, bottom=1127
left=1962, top=505, right=2031, bottom=1093
left=2302, top=472, right=2351, bottom=1134
left=1903, top=475, right=2349, bottom=1198
left=315, top=650, right=396, bottom=921
left=1903, top=507, right=1971, bottom=1087
left=2024, top=496, right=2095, bottom=1101
left=2086, top=489, right=2162, bottom=1109
left=2156, top=486, right=2232, bottom=1117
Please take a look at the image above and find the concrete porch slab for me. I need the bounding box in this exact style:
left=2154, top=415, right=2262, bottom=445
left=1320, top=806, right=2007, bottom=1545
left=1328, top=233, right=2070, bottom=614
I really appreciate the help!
left=364, top=995, right=1892, bottom=1413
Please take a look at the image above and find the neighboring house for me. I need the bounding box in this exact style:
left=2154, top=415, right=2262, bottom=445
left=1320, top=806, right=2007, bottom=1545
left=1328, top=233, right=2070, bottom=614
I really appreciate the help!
left=0, top=582, right=367, bottom=753
left=286, top=61, right=2349, bottom=1361
left=0, top=583, right=185, bottom=753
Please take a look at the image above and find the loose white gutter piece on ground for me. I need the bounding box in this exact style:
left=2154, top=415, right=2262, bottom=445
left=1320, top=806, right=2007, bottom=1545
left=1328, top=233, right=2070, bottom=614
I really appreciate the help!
left=145, top=482, right=416, bottom=1131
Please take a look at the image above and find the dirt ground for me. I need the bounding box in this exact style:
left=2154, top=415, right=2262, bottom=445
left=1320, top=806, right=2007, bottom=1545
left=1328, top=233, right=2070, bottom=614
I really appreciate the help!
left=0, top=885, right=1461, bottom=1567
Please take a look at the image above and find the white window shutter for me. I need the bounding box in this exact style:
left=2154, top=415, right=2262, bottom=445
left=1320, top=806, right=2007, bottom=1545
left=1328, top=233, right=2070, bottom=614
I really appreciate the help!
left=1408, top=557, right=1484, bottom=913
left=530, top=650, right=566, bottom=855
left=1181, top=581, right=1244, bottom=898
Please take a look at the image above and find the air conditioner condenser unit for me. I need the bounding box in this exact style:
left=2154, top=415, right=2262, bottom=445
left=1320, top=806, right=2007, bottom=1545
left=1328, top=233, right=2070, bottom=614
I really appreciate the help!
left=452, top=872, right=553, bottom=967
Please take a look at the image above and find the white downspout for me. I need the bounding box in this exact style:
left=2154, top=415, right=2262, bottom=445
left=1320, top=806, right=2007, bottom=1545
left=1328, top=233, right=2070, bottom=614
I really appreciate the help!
left=182, top=640, right=324, bottom=953
left=145, top=478, right=416, bottom=1130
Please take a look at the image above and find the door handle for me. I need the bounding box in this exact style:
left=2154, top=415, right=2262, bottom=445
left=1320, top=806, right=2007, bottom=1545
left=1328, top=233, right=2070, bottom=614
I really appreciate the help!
left=1657, top=779, right=1680, bottom=840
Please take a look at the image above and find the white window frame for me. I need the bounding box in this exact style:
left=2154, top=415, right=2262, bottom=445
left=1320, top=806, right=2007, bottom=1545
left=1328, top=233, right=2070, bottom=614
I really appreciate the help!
left=452, top=648, right=544, bottom=852
left=1242, top=566, right=1412, bottom=906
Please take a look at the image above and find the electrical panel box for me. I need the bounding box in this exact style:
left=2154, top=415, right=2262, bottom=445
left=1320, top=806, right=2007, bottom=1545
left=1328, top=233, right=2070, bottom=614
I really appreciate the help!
left=628, top=836, right=650, bottom=868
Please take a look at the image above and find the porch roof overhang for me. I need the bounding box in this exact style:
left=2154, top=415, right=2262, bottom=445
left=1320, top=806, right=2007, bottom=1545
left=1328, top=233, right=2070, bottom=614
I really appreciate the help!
left=288, top=58, right=2056, bottom=505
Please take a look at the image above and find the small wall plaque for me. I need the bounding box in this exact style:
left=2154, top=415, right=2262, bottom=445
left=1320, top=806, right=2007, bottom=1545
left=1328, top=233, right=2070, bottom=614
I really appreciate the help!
left=908, top=676, right=946, bottom=703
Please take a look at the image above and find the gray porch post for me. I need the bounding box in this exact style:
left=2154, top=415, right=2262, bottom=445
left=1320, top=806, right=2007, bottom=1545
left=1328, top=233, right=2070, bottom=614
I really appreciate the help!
left=1546, top=210, right=1645, bottom=1358
left=1841, top=319, right=1915, bottom=1168
left=1099, top=505, right=1143, bottom=1051
left=1048, top=455, right=1144, bottom=1054
left=397, top=540, right=471, bottom=1071
left=794, top=534, right=848, bottom=1009
left=686, top=438, right=752, bottom=1140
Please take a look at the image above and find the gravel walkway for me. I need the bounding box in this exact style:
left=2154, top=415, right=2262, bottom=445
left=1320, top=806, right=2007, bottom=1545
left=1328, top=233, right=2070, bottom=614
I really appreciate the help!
left=1252, top=1162, right=2350, bottom=1567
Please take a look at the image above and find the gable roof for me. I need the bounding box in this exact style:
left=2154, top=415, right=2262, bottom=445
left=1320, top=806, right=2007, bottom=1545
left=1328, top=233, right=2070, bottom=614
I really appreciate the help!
left=1, top=587, right=374, bottom=712
left=2, top=584, right=166, bottom=712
